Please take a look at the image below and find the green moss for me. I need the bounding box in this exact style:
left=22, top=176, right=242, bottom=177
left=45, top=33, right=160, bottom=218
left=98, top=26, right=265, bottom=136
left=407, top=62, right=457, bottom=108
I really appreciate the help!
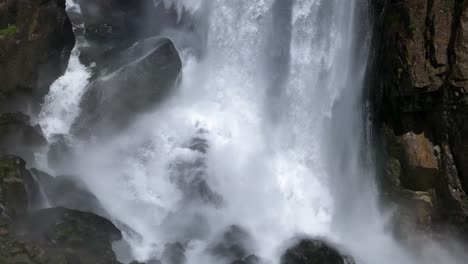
left=0, top=256, right=9, bottom=264
left=0, top=25, right=18, bottom=40
left=408, top=24, right=417, bottom=36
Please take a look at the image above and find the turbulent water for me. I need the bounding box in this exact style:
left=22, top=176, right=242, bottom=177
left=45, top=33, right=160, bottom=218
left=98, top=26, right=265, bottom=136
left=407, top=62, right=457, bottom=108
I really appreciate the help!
left=37, top=0, right=467, bottom=264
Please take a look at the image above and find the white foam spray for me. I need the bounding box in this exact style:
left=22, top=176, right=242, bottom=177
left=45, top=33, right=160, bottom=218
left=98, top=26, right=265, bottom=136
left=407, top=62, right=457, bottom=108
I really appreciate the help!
left=38, top=1, right=468, bottom=264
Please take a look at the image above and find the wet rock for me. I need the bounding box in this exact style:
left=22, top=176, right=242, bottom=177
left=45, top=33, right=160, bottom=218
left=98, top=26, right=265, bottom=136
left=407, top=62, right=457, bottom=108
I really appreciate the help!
left=72, top=38, right=182, bottom=137
left=398, top=132, right=440, bottom=191
left=371, top=0, right=468, bottom=237
left=391, top=189, right=435, bottom=243
left=0, top=157, right=123, bottom=263
left=0, top=0, right=75, bottom=114
left=280, top=239, right=354, bottom=264
left=75, top=0, right=183, bottom=67
left=14, top=207, right=122, bottom=264
left=0, top=112, right=47, bottom=163
left=0, top=155, right=36, bottom=218
left=30, top=169, right=105, bottom=215
left=77, top=0, right=155, bottom=44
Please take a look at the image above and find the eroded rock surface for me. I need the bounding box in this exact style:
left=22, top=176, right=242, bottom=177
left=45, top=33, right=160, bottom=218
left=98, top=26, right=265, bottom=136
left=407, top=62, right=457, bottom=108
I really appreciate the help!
left=0, top=156, right=123, bottom=264
left=72, top=38, right=182, bottom=137
left=0, top=0, right=75, bottom=114
left=280, top=239, right=354, bottom=264
left=371, top=0, right=468, bottom=239
left=0, top=112, right=47, bottom=163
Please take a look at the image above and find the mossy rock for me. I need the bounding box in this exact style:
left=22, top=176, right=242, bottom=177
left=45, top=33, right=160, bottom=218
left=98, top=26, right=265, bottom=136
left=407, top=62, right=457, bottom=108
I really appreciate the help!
left=0, top=25, right=18, bottom=40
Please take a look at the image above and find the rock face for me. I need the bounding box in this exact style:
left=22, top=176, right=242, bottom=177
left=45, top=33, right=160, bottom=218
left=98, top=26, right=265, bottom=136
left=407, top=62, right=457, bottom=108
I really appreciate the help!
left=0, top=156, right=123, bottom=264
left=280, top=239, right=354, bottom=264
left=30, top=169, right=105, bottom=215
left=0, top=0, right=75, bottom=114
left=76, top=0, right=157, bottom=64
left=0, top=207, right=122, bottom=264
left=15, top=207, right=122, bottom=264
left=371, top=0, right=468, bottom=239
left=0, top=112, right=47, bottom=163
left=0, top=155, right=34, bottom=218
left=72, top=37, right=182, bottom=137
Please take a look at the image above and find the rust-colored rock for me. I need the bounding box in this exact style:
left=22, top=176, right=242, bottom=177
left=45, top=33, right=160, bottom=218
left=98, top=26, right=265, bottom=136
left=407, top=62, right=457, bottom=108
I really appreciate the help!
left=371, top=0, right=468, bottom=239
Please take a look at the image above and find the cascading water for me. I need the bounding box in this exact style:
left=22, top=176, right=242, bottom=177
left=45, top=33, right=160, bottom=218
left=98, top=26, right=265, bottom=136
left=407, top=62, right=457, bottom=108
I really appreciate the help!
left=37, top=0, right=468, bottom=264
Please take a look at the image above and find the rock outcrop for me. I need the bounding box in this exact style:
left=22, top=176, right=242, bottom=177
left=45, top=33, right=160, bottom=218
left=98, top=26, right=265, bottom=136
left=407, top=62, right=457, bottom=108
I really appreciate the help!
left=0, top=155, right=123, bottom=264
left=371, top=0, right=468, bottom=240
left=0, top=112, right=47, bottom=163
left=280, top=239, right=354, bottom=264
left=0, top=155, right=34, bottom=218
left=75, top=0, right=157, bottom=65
left=0, top=0, right=75, bottom=114
left=30, top=169, right=105, bottom=215
left=72, top=37, right=182, bottom=137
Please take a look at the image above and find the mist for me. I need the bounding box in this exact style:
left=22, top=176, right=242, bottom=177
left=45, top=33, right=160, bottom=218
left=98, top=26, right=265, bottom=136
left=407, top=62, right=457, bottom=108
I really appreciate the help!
left=32, top=0, right=468, bottom=263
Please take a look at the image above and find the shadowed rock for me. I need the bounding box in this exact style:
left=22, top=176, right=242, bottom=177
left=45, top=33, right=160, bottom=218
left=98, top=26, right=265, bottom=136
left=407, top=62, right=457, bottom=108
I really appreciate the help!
left=0, top=112, right=47, bottom=163
left=13, top=207, right=122, bottom=264
left=0, top=155, right=34, bottom=218
left=72, top=38, right=182, bottom=137
left=281, top=239, right=354, bottom=264
left=0, top=0, right=74, bottom=114
left=30, top=169, right=106, bottom=216
left=371, top=0, right=468, bottom=239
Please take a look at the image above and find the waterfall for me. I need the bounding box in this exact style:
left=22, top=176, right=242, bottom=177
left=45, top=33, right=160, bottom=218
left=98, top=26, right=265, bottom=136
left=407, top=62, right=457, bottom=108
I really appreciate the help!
left=37, top=1, right=468, bottom=264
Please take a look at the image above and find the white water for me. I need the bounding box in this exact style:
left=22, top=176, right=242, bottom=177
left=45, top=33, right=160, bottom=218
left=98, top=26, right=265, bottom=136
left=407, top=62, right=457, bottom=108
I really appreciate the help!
left=38, top=1, right=467, bottom=264
left=38, top=1, right=90, bottom=139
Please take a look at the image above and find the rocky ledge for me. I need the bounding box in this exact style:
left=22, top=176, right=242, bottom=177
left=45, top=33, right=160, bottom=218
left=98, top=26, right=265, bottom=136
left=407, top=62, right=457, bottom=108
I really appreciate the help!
left=0, top=155, right=123, bottom=264
left=0, top=0, right=75, bottom=114
left=371, top=0, right=468, bottom=241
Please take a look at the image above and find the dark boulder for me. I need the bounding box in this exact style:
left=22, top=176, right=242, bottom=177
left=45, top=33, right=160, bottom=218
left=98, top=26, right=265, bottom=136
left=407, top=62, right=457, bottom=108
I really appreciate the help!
left=0, top=157, right=123, bottom=264
left=75, top=0, right=182, bottom=67
left=0, top=0, right=75, bottom=114
left=72, top=38, right=182, bottom=137
left=7, top=207, right=123, bottom=264
left=281, top=239, right=354, bottom=264
left=0, top=155, right=35, bottom=218
left=30, top=169, right=105, bottom=215
left=77, top=0, right=155, bottom=42
left=0, top=112, right=47, bottom=163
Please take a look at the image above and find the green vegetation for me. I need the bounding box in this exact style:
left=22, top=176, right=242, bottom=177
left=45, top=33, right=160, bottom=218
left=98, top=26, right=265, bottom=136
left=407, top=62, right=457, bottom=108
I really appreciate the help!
left=0, top=25, right=18, bottom=40
left=408, top=24, right=417, bottom=36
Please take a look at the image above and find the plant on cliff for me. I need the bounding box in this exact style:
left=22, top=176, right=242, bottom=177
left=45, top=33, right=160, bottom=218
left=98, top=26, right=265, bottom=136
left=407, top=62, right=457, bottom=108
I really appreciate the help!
left=0, top=25, right=18, bottom=40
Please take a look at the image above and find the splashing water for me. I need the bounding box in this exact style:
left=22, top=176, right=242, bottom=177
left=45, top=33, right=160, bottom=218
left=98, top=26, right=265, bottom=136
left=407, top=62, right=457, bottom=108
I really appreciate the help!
left=38, top=0, right=468, bottom=264
left=38, top=0, right=90, bottom=139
